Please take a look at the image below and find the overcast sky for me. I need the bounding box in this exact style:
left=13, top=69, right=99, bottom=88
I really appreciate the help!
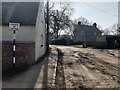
left=70, top=2, right=118, bottom=29
left=1, top=0, right=119, bottom=29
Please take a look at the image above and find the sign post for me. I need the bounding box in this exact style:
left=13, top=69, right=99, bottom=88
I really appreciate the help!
left=9, top=23, right=20, bottom=69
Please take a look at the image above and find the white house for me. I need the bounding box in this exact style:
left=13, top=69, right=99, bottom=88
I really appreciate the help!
left=1, top=2, right=47, bottom=70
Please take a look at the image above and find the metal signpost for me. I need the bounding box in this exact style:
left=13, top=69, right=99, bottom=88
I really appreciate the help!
left=9, top=23, right=20, bottom=69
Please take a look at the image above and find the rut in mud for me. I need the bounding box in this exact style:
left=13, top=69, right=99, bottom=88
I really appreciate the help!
left=55, top=49, right=66, bottom=88
left=52, top=46, right=119, bottom=88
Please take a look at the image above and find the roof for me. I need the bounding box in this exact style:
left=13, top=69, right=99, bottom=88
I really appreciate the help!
left=2, top=2, right=40, bottom=26
left=74, top=24, right=102, bottom=33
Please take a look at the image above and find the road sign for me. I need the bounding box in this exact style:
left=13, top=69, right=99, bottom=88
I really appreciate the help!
left=9, top=22, right=20, bottom=69
left=9, top=23, right=20, bottom=30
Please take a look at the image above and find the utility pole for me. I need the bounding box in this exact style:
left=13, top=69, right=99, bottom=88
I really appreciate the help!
left=46, top=0, right=49, bottom=53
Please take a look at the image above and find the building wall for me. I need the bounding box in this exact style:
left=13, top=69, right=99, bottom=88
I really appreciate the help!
left=1, top=26, right=36, bottom=71
left=73, top=25, right=101, bottom=43
left=2, top=42, right=35, bottom=71
left=2, top=26, right=35, bottom=42
left=73, top=29, right=85, bottom=42
left=35, top=2, right=46, bottom=61
left=84, top=27, right=101, bottom=42
left=1, top=2, right=46, bottom=71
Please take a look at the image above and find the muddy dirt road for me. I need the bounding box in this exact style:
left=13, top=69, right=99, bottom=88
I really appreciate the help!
left=51, top=45, right=119, bottom=88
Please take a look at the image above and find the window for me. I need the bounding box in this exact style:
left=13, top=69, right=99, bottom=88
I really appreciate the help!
left=41, top=34, right=43, bottom=47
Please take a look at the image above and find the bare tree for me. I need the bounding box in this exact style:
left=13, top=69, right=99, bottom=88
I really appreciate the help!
left=103, top=28, right=110, bottom=35
left=47, top=2, right=73, bottom=39
left=118, top=25, right=120, bottom=35
left=73, top=16, right=91, bottom=26
left=103, top=24, right=118, bottom=35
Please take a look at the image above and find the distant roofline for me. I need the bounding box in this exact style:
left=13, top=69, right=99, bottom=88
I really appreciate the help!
left=74, top=24, right=102, bottom=33
left=78, top=24, right=95, bottom=27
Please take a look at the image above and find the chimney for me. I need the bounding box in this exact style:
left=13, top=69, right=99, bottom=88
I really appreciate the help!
left=93, top=23, right=97, bottom=28
left=78, top=21, right=81, bottom=25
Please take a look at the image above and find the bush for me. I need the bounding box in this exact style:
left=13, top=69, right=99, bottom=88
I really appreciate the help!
left=50, top=35, right=72, bottom=45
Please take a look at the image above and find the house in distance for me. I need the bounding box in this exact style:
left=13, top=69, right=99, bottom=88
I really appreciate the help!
left=72, top=21, right=102, bottom=47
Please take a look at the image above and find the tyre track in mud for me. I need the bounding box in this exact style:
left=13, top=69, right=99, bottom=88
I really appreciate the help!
left=53, top=46, right=119, bottom=88
left=80, top=52, right=119, bottom=84
left=67, top=55, right=118, bottom=88
left=54, top=49, right=66, bottom=89
left=76, top=51, right=119, bottom=87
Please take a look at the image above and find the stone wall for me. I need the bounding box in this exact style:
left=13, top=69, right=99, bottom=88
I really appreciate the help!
left=2, top=41, right=35, bottom=71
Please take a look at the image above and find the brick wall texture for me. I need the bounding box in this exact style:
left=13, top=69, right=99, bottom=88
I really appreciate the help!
left=2, top=42, right=35, bottom=71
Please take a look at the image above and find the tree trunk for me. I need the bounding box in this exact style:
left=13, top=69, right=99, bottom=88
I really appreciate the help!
left=56, top=30, right=59, bottom=40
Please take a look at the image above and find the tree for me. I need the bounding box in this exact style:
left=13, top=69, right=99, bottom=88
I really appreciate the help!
left=118, top=25, right=120, bottom=35
left=45, top=2, right=73, bottom=40
left=103, top=28, right=110, bottom=35
left=73, top=16, right=92, bottom=26
left=103, top=24, right=119, bottom=35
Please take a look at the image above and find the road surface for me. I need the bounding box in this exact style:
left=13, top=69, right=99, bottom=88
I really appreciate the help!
left=52, top=45, right=119, bottom=88
left=2, top=45, right=120, bottom=89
